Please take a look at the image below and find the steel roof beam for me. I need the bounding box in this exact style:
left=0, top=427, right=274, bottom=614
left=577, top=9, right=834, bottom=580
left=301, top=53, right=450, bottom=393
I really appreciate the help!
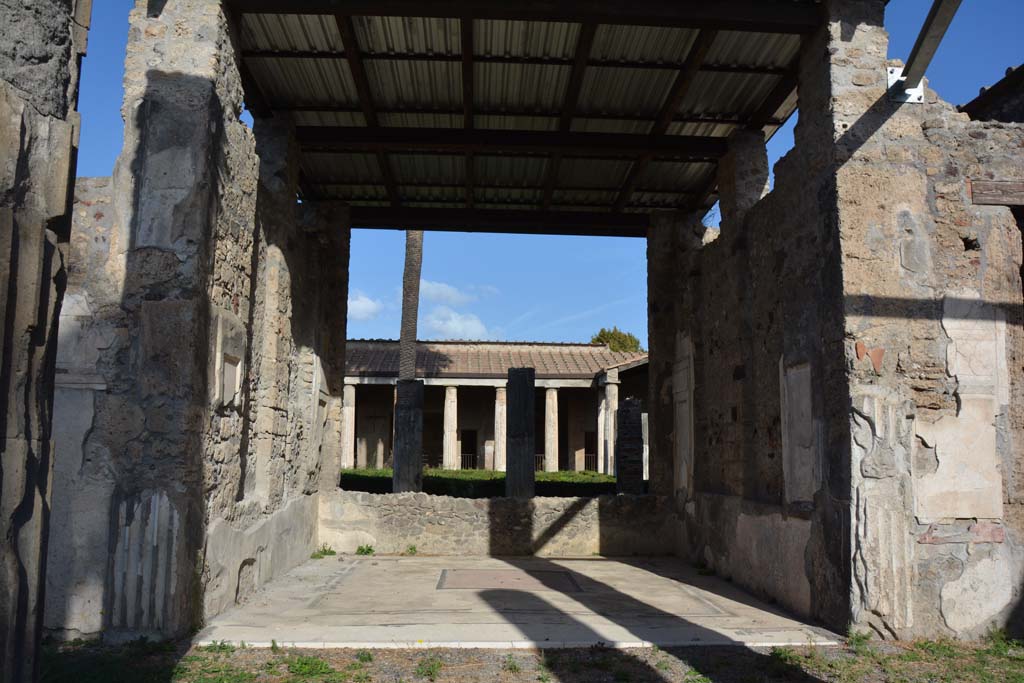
left=347, top=207, right=650, bottom=237
left=461, top=17, right=475, bottom=208
left=284, top=104, right=783, bottom=127
left=239, top=49, right=791, bottom=76
left=614, top=30, right=717, bottom=211
left=542, top=22, right=598, bottom=210
left=334, top=14, right=400, bottom=206
left=900, top=0, right=962, bottom=90
left=295, top=126, right=728, bottom=159
left=227, top=0, right=823, bottom=34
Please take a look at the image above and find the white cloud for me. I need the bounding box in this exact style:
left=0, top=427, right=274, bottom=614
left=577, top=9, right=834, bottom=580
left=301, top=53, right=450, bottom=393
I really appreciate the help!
left=348, top=290, right=384, bottom=321
left=424, top=306, right=490, bottom=340
left=420, top=279, right=475, bottom=306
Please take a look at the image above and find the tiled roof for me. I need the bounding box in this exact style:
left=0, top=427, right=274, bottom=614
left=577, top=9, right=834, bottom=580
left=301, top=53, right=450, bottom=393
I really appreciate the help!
left=346, top=340, right=647, bottom=380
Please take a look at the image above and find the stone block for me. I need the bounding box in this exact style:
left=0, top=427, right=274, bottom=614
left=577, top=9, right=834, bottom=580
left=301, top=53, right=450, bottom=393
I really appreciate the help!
left=506, top=368, right=535, bottom=498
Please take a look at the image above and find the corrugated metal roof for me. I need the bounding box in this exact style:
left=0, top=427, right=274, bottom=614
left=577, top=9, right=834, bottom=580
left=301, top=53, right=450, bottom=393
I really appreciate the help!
left=236, top=8, right=807, bottom=215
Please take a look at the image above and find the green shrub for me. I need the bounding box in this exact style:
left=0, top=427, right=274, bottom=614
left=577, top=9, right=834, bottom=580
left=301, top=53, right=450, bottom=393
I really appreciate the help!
left=356, top=545, right=375, bottom=556
left=356, top=649, right=374, bottom=663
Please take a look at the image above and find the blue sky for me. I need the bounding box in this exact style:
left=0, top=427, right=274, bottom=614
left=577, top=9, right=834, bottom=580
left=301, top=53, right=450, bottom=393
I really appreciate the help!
left=77, top=1, right=1023, bottom=347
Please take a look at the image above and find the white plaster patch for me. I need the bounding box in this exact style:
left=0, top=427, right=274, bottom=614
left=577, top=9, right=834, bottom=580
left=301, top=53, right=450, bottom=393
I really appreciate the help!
left=940, top=553, right=1013, bottom=635
left=914, top=292, right=1005, bottom=522
left=673, top=333, right=694, bottom=497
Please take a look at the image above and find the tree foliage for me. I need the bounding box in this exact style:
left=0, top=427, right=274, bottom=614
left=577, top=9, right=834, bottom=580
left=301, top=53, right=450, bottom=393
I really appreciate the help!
left=590, top=327, right=643, bottom=353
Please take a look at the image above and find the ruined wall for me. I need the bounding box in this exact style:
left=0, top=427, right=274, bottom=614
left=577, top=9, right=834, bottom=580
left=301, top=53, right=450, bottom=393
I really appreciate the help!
left=0, top=0, right=91, bottom=678
left=43, top=0, right=350, bottom=642
left=652, top=0, right=1024, bottom=639
left=833, top=37, right=1024, bottom=642
left=319, top=490, right=679, bottom=557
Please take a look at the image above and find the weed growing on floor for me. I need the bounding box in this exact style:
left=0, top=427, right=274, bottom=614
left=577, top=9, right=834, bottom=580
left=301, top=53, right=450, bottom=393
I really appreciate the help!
left=913, top=638, right=959, bottom=658
left=414, top=655, right=443, bottom=680
left=287, top=655, right=334, bottom=676
left=356, top=649, right=374, bottom=663
left=199, top=640, right=236, bottom=654
left=356, top=544, right=375, bottom=556
left=270, top=639, right=280, bottom=653
left=502, top=654, right=521, bottom=673
left=310, top=544, right=337, bottom=560
left=847, top=630, right=874, bottom=657
left=404, top=545, right=418, bottom=556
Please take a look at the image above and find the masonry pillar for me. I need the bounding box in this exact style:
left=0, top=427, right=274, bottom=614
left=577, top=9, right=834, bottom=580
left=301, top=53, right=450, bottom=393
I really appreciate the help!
left=716, top=128, right=770, bottom=230
left=596, top=391, right=607, bottom=473
left=340, top=384, right=356, bottom=469
left=393, top=380, right=424, bottom=492
left=443, top=385, right=459, bottom=469
left=647, top=210, right=704, bottom=495
left=0, top=2, right=90, bottom=675
left=603, top=374, right=619, bottom=475
left=493, top=386, right=507, bottom=471
left=506, top=369, right=536, bottom=497
left=544, top=388, right=559, bottom=472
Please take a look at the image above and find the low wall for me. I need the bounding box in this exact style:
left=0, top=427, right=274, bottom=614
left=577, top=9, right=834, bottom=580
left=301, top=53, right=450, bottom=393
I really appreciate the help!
left=319, top=490, right=679, bottom=556
left=203, top=494, right=319, bottom=619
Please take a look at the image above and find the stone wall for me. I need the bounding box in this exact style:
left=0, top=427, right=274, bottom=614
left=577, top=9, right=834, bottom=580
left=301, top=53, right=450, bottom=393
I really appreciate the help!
left=650, top=0, right=1024, bottom=639
left=1, top=0, right=91, bottom=678
left=319, top=490, right=679, bottom=557
left=43, top=0, right=351, bottom=642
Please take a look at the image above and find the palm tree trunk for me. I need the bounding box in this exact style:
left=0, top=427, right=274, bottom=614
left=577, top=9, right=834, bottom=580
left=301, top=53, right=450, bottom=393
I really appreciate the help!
left=398, top=230, right=423, bottom=380
left=394, top=230, right=424, bottom=491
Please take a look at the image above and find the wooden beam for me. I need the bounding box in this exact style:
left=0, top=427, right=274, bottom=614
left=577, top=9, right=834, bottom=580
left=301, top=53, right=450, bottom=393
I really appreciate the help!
left=543, top=22, right=597, bottom=209
left=614, top=30, right=717, bottom=211
left=335, top=14, right=399, bottom=206
left=240, top=49, right=790, bottom=75
left=348, top=206, right=650, bottom=237
left=970, top=180, right=1024, bottom=206
left=228, top=0, right=823, bottom=34
left=296, top=126, right=728, bottom=159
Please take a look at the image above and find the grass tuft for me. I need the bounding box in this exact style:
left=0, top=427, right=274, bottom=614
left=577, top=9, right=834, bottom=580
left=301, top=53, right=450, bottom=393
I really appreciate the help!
left=356, top=544, right=375, bottom=556
left=414, top=655, right=443, bottom=681
left=310, top=543, right=338, bottom=560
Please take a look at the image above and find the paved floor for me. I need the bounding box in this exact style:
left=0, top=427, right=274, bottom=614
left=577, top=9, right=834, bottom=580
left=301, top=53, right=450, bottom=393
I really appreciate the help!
left=196, top=556, right=840, bottom=649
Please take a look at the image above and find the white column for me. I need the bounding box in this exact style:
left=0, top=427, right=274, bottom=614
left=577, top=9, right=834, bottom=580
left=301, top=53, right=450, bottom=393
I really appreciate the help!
left=443, top=385, right=459, bottom=469
left=494, top=386, right=507, bottom=471
left=341, top=384, right=356, bottom=469
left=544, top=387, right=559, bottom=472
left=604, top=380, right=619, bottom=475
left=596, top=391, right=607, bottom=474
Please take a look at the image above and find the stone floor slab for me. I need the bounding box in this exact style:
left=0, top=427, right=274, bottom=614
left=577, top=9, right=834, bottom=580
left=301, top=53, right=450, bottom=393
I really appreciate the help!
left=196, top=556, right=840, bottom=649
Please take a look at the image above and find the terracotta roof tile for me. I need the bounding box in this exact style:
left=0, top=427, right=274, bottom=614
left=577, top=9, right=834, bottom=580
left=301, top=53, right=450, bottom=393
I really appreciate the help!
left=346, top=340, right=647, bottom=380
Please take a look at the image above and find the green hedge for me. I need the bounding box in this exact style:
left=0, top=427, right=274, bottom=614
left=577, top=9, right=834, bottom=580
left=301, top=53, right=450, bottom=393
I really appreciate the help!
left=338, top=468, right=619, bottom=498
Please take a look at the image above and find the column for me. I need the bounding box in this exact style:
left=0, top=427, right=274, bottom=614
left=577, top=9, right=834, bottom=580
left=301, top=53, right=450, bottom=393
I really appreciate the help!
left=392, top=380, right=424, bottom=492
left=340, top=384, right=356, bottom=469
left=596, top=391, right=607, bottom=473
left=544, top=387, right=559, bottom=472
left=443, top=385, right=459, bottom=469
left=603, top=372, right=619, bottom=476
left=494, top=386, right=507, bottom=471
left=506, top=368, right=536, bottom=498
